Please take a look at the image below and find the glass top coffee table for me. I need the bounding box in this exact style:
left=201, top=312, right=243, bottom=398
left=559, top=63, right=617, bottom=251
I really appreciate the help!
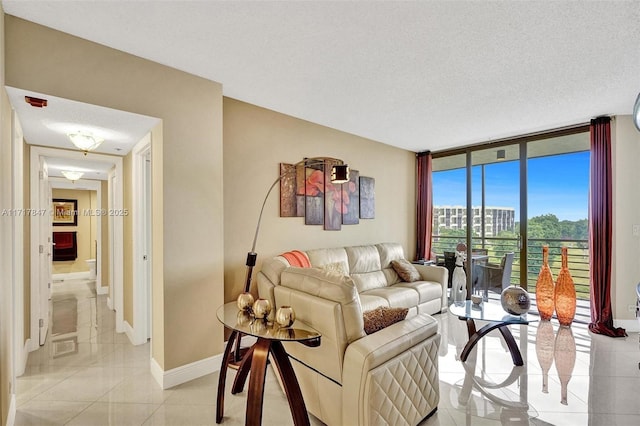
left=449, top=300, right=535, bottom=366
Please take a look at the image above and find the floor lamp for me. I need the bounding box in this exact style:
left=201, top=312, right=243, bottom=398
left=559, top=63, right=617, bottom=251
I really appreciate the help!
left=232, top=157, right=349, bottom=361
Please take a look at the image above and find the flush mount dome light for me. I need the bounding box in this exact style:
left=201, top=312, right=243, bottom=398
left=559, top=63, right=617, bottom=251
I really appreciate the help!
left=61, top=170, right=84, bottom=182
left=67, top=131, right=104, bottom=155
left=634, top=92, right=640, bottom=132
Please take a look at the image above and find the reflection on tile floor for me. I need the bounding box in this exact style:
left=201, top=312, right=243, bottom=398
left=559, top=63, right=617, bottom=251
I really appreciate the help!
left=15, top=280, right=640, bottom=425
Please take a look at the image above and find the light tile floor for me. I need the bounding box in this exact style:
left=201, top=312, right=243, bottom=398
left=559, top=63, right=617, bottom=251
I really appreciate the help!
left=14, top=279, right=640, bottom=425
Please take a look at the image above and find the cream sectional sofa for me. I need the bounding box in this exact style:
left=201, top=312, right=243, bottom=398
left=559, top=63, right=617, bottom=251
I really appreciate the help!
left=256, top=242, right=448, bottom=425
left=258, top=242, right=448, bottom=317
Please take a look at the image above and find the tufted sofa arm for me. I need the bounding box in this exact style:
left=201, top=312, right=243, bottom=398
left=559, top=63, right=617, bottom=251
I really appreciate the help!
left=342, top=314, right=440, bottom=425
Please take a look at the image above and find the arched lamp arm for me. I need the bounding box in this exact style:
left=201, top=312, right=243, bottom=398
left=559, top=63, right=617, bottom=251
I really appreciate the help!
left=242, top=157, right=345, bottom=292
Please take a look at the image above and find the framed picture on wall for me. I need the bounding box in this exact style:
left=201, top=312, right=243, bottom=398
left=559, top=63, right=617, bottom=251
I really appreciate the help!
left=52, top=199, right=78, bottom=226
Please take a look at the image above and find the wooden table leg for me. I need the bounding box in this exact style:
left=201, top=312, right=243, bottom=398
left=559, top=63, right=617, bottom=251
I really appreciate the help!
left=246, top=338, right=270, bottom=426
left=460, top=320, right=524, bottom=366
left=497, top=325, right=524, bottom=366
left=269, top=340, right=310, bottom=426
left=231, top=345, right=254, bottom=394
left=216, top=330, right=238, bottom=423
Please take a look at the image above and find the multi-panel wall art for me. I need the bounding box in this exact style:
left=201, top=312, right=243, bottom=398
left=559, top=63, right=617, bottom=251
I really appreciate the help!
left=279, top=162, right=375, bottom=231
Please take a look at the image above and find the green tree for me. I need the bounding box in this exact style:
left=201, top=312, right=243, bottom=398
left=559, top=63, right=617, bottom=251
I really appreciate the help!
left=528, top=214, right=561, bottom=241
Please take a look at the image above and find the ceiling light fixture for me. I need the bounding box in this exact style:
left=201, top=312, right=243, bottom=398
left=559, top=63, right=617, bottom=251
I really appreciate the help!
left=61, top=170, right=84, bottom=182
left=633, top=92, right=640, bottom=132
left=67, top=131, right=104, bottom=155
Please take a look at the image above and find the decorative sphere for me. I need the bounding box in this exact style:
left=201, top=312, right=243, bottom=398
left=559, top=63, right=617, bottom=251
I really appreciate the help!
left=501, top=285, right=531, bottom=315
left=275, top=306, right=296, bottom=327
left=236, top=292, right=254, bottom=311
left=252, top=298, right=272, bottom=319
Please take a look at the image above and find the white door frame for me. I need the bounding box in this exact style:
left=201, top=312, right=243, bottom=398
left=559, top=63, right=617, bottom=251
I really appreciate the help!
left=49, top=177, right=102, bottom=289
left=29, top=146, right=124, bottom=351
left=107, top=169, right=124, bottom=333
left=35, top=156, right=51, bottom=346
left=130, top=133, right=152, bottom=345
left=11, top=109, right=27, bottom=376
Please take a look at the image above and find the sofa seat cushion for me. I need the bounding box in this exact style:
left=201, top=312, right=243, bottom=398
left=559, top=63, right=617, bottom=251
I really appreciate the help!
left=360, top=293, right=390, bottom=312
left=361, top=286, right=419, bottom=310
left=394, top=280, right=443, bottom=305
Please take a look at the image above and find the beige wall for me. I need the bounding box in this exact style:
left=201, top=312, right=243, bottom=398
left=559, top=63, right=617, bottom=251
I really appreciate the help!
left=5, top=16, right=224, bottom=371
left=223, top=98, right=417, bottom=302
left=51, top=188, right=96, bottom=274
left=612, top=115, right=640, bottom=326
left=0, top=4, right=11, bottom=422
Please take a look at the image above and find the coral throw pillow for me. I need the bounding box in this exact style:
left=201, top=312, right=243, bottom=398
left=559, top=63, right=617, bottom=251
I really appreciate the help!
left=280, top=250, right=311, bottom=268
left=391, top=259, right=421, bottom=282
left=363, top=306, right=409, bottom=335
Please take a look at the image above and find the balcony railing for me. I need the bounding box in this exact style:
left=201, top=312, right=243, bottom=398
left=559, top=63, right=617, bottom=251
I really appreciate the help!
left=431, top=235, right=590, bottom=300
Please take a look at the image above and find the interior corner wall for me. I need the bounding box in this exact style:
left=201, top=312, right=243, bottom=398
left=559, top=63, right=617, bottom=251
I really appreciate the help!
left=5, top=16, right=224, bottom=371
left=0, top=86, right=12, bottom=426
left=0, top=6, right=13, bottom=425
left=222, top=97, right=417, bottom=302
left=612, top=115, right=640, bottom=327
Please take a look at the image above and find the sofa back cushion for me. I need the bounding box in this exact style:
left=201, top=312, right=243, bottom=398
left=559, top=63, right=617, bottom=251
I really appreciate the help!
left=306, top=247, right=350, bottom=273
left=345, top=245, right=387, bottom=292
left=376, top=242, right=407, bottom=285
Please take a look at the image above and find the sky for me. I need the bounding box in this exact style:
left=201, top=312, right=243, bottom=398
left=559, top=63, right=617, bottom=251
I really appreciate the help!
left=432, top=151, right=590, bottom=222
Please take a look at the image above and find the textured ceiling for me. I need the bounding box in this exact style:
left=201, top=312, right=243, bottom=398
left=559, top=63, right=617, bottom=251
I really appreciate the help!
left=3, top=1, right=640, bottom=153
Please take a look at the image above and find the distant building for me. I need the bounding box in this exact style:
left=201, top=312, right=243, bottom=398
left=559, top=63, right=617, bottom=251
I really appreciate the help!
left=433, top=206, right=516, bottom=236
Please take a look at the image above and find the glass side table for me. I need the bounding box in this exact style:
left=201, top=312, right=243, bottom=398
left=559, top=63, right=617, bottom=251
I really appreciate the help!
left=215, top=302, right=321, bottom=426
left=449, top=300, right=535, bottom=366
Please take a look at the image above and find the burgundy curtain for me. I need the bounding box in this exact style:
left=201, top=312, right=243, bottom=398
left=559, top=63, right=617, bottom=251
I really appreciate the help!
left=416, top=151, right=434, bottom=261
left=589, top=116, right=626, bottom=337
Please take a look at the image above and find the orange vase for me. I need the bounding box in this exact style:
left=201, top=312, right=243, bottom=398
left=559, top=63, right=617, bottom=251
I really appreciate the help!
left=535, top=245, right=555, bottom=321
left=554, top=247, right=576, bottom=326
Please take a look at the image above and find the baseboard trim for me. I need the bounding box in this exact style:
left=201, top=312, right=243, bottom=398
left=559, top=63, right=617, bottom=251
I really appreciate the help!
left=6, top=393, right=16, bottom=426
left=614, top=318, right=639, bottom=332
left=16, top=339, right=30, bottom=377
left=107, top=296, right=113, bottom=310
left=123, top=320, right=147, bottom=346
left=150, top=353, right=223, bottom=390
left=124, top=320, right=135, bottom=344
left=52, top=271, right=90, bottom=280
left=96, top=285, right=108, bottom=295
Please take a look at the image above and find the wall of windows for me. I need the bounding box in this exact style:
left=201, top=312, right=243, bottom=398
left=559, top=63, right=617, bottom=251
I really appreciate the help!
left=431, top=127, right=591, bottom=300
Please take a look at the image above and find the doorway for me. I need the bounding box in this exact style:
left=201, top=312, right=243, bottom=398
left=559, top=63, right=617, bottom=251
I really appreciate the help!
left=29, top=146, right=124, bottom=351
left=131, top=134, right=152, bottom=344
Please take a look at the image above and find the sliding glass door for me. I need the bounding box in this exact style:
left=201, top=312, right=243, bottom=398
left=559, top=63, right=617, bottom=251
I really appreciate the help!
left=470, top=144, right=521, bottom=298
left=432, top=127, right=590, bottom=303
